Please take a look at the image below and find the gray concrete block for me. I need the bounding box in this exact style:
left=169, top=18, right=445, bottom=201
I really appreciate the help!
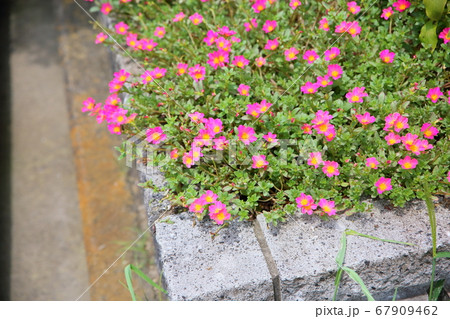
left=257, top=199, right=450, bottom=301
left=154, top=213, right=274, bottom=300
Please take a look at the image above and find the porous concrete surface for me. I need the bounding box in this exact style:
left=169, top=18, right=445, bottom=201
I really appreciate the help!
left=154, top=212, right=274, bottom=300
left=257, top=199, right=450, bottom=301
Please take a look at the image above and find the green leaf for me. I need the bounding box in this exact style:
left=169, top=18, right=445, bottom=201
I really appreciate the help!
left=342, top=266, right=375, bottom=301
left=336, top=233, right=347, bottom=267
left=345, top=229, right=415, bottom=246
left=435, top=251, right=450, bottom=259
left=124, top=264, right=168, bottom=301
left=419, top=20, right=438, bottom=51
left=429, top=279, right=445, bottom=301
left=124, top=265, right=137, bottom=301
left=423, top=0, right=447, bottom=21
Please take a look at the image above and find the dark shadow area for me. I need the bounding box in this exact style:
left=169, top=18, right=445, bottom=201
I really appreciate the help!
left=0, top=0, right=12, bottom=301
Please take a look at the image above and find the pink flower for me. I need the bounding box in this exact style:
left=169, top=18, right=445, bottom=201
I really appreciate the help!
left=244, top=19, right=258, bottom=32
left=183, top=152, right=194, bottom=168
left=191, top=144, right=204, bottom=162
left=177, top=63, right=189, bottom=75
left=284, top=47, right=299, bottom=61
left=296, top=193, right=317, bottom=215
left=263, top=132, right=277, bottom=143
left=114, top=69, right=130, bottom=83
left=346, top=87, right=368, bottom=103
left=246, top=103, right=262, bottom=118
left=213, top=136, right=229, bottom=150
left=439, top=28, right=450, bottom=44
left=82, top=97, right=96, bottom=113
left=316, top=75, right=333, bottom=87
left=139, top=38, right=158, bottom=51
left=319, top=18, right=330, bottom=31
left=146, top=127, right=167, bottom=144
left=237, top=125, right=257, bottom=145
left=289, top=0, right=302, bottom=10
left=238, top=84, right=250, bottom=96
left=141, top=70, right=154, bottom=84
left=302, top=124, right=313, bottom=135
left=303, top=50, right=319, bottom=64
left=355, top=112, right=376, bottom=125
left=312, top=110, right=333, bottom=125
left=427, top=87, right=443, bottom=103
left=393, top=115, right=409, bottom=132
left=95, top=32, right=108, bottom=44
left=262, top=20, right=277, bottom=33
left=115, top=22, right=129, bottom=34
left=109, top=79, right=123, bottom=93
left=110, top=109, right=128, bottom=124
left=252, top=0, right=267, bottom=13
left=322, top=161, right=340, bottom=177
left=385, top=132, right=401, bottom=145
left=327, top=64, right=343, bottom=79
left=189, top=13, right=203, bottom=25
left=195, top=129, right=214, bottom=146
left=209, top=202, right=231, bottom=225
left=232, top=55, right=249, bottom=68
left=170, top=148, right=179, bottom=159
left=154, top=26, right=166, bottom=38
left=255, top=57, right=266, bottom=67
left=204, top=118, right=223, bottom=135
left=380, top=49, right=395, bottom=63
left=335, top=21, right=349, bottom=34
left=264, top=38, right=279, bottom=50
left=189, top=198, right=206, bottom=214
left=375, top=177, right=392, bottom=194
left=347, top=1, right=361, bottom=15
left=318, top=199, right=336, bottom=216
left=398, top=156, right=418, bottom=170
left=381, top=7, right=394, bottom=20
left=365, top=157, right=379, bottom=169
left=152, top=67, right=166, bottom=79
left=217, top=26, right=237, bottom=37
left=173, top=12, right=186, bottom=22
left=200, top=190, right=218, bottom=204
left=207, top=50, right=229, bottom=69
left=393, top=0, right=410, bottom=12
left=101, top=3, right=113, bottom=15
left=447, top=171, right=450, bottom=183
left=421, top=123, right=439, bottom=139
left=188, top=64, right=206, bottom=82
left=188, top=112, right=205, bottom=123
left=346, top=21, right=361, bottom=37
left=301, top=82, right=319, bottom=94
left=107, top=124, right=121, bottom=135
left=203, top=30, right=218, bottom=46
left=252, top=155, right=269, bottom=169
left=215, top=37, right=232, bottom=51
left=307, top=152, right=323, bottom=168
left=126, top=33, right=139, bottom=49
left=324, top=47, right=340, bottom=61
left=105, top=94, right=121, bottom=106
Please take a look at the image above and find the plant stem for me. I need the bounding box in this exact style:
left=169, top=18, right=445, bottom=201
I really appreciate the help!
left=424, top=181, right=437, bottom=301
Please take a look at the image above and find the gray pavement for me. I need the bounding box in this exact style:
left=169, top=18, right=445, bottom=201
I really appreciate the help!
left=10, top=0, right=90, bottom=300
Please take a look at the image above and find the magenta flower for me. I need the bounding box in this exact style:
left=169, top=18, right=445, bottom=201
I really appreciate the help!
left=232, top=55, right=249, bottom=68
left=182, top=152, right=194, bottom=168
left=346, top=87, right=368, bottom=103
left=140, top=38, right=158, bottom=51
left=207, top=50, right=229, bottom=69
left=215, top=37, right=232, bottom=51
left=203, top=30, right=218, bottom=46
left=427, top=87, right=443, bottom=103
left=177, top=63, right=189, bottom=76
left=324, top=47, right=340, bottom=61
left=439, top=28, right=450, bottom=44
left=398, top=156, right=418, bottom=170
left=385, top=132, right=401, bottom=145
left=355, top=112, right=376, bottom=125
left=264, top=38, right=279, bottom=50
left=189, top=13, right=203, bottom=25
left=213, top=136, right=229, bottom=150
left=154, top=26, right=165, bottom=38
left=115, top=22, right=129, bottom=34
left=200, top=190, right=218, bottom=204
left=322, top=161, right=340, bottom=177
left=252, top=0, right=267, bottom=13
left=188, top=64, right=206, bottom=82
left=316, top=75, right=333, bottom=87
left=307, top=152, right=323, bottom=168
left=189, top=198, right=207, bottom=214
left=238, top=84, right=250, bottom=96
left=289, top=0, right=302, bottom=10
left=335, top=21, right=349, bottom=34
left=284, top=47, right=299, bottom=61
left=208, top=201, right=230, bottom=225
left=263, top=132, right=278, bottom=143
left=296, top=193, right=317, bottom=215
left=252, top=155, right=269, bottom=169
left=262, top=20, right=277, bottom=33
left=107, top=124, right=121, bottom=135
left=303, top=50, right=319, bottom=64
left=95, top=32, right=108, bottom=44
left=302, top=124, right=313, bottom=135
left=347, top=1, right=361, bottom=15
left=346, top=21, right=361, bottom=37
left=237, top=125, right=257, bottom=145
left=301, top=82, right=319, bottom=94
left=146, top=127, right=167, bottom=144
left=173, top=12, right=186, bottom=22
left=393, top=0, right=410, bottom=12
left=319, top=18, right=330, bottom=31
left=318, top=199, right=336, bottom=216
left=327, top=64, right=343, bottom=79
left=365, top=157, right=379, bottom=169
left=421, top=123, right=439, bottom=139
left=375, top=177, right=392, bottom=194
left=188, top=112, right=204, bottom=123
left=380, top=49, right=395, bottom=63
left=255, top=57, right=266, bottom=67
left=244, top=19, right=258, bottom=32
left=381, top=7, right=394, bottom=20
left=204, top=118, right=223, bottom=135
left=100, top=3, right=113, bottom=15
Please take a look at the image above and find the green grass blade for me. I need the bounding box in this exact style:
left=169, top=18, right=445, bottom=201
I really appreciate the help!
left=345, top=229, right=414, bottom=246
left=130, top=264, right=168, bottom=295
left=429, top=279, right=445, bottom=301
left=333, top=232, right=347, bottom=301
left=342, top=266, right=375, bottom=301
left=333, top=268, right=344, bottom=301
left=392, top=287, right=398, bottom=301
left=435, top=251, right=450, bottom=259
left=124, top=264, right=137, bottom=301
